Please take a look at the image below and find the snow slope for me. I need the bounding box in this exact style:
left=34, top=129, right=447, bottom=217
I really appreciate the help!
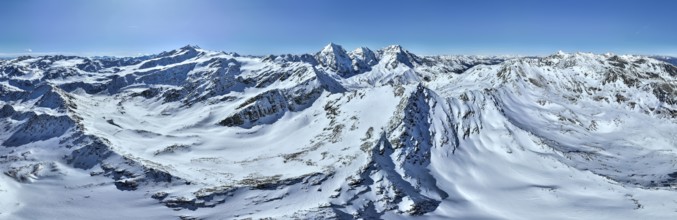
left=0, top=45, right=676, bottom=219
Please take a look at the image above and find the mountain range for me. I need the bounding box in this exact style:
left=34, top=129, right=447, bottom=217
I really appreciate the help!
left=0, top=44, right=676, bottom=219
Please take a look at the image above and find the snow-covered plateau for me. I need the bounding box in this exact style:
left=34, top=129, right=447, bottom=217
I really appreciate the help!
left=0, top=44, right=676, bottom=219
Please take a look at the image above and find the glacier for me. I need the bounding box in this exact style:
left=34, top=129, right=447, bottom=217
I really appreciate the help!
left=0, top=44, right=676, bottom=219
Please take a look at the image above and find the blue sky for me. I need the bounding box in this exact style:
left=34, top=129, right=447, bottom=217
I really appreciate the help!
left=1, top=0, right=676, bottom=56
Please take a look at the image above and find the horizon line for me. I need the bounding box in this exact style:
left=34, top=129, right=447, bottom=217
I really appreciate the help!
left=1, top=44, right=676, bottom=59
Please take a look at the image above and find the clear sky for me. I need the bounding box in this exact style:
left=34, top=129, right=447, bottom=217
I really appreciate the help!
left=1, top=0, right=676, bottom=56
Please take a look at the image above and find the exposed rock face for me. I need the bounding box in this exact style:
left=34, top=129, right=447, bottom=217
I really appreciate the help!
left=219, top=89, right=289, bottom=127
left=3, top=114, right=76, bottom=147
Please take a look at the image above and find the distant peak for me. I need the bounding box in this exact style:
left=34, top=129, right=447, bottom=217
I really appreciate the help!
left=382, top=45, right=405, bottom=52
left=321, top=43, right=345, bottom=53
left=180, top=45, right=201, bottom=50
left=377, top=45, right=420, bottom=69
left=317, top=43, right=349, bottom=60
left=352, top=47, right=373, bottom=54
left=316, top=43, right=352, bottom=75
left=156, top=44, right=201, bottom=57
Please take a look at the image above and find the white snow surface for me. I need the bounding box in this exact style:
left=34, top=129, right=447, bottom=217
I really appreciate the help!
left=0, top=44, right=676, bottom=219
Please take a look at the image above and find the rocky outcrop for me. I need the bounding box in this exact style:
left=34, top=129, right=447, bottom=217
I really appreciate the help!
left=219, top=89, right=290, bottom=127
left=3, top=114, right=76, bottom=147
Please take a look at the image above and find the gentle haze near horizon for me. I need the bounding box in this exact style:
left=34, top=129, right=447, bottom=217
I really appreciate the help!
left=1, top=0, right=676, bottom=56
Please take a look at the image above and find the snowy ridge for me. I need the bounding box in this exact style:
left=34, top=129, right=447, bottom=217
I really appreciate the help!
left=0, top=44, right=676, bottom=219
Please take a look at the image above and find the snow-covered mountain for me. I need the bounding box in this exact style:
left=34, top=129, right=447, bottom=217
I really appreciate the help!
left=652, top=55, right=677, bottom=66
left=1, top=44, right=676, bottom=219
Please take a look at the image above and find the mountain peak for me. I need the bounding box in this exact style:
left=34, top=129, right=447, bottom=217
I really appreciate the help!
left=377, top=45, right=419, bottom=69
left=352, top=47, right=372, bottom=54
left=180, top=44, right=201, bottom=50
left=350, top=47, right=378, bottom=72
left=320, top=43, right=345, bottom=53
left=139, top=44, right=202, bottom=69
left=316, top=43, right=353, bottom=76
left=382, top=45, right=404, bottom=51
